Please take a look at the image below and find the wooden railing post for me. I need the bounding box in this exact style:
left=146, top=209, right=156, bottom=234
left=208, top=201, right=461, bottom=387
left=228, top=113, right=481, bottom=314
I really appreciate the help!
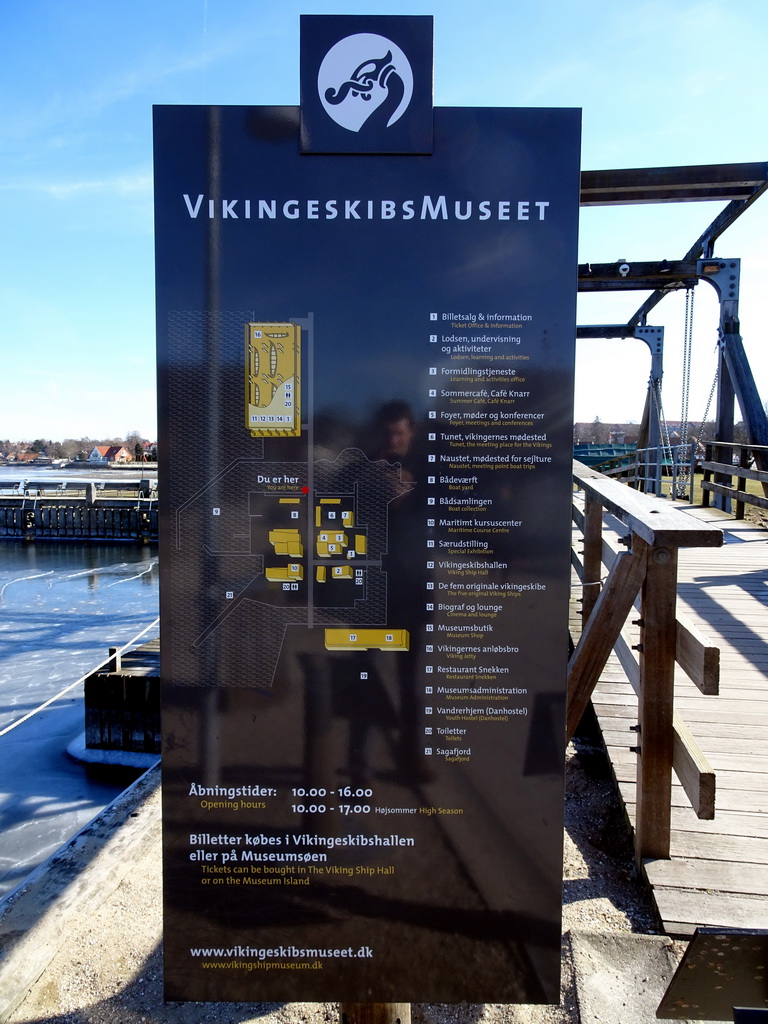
left=582, top=493, right=603, bottom=626
left=702, top=444, right=712, bottom=508
left=340, top=1004, right=411, bottom=1024
left=635, top=543, right=678, bottom=863
left=566, top=540, right=648, bottom=741
left=736, top=446, right=750, bottom=519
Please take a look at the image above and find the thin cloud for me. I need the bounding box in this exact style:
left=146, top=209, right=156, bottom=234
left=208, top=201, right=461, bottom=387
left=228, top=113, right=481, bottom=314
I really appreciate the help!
left=0, top=171, right=152, bottom=199
left=0, top=29, right=256, bottom=147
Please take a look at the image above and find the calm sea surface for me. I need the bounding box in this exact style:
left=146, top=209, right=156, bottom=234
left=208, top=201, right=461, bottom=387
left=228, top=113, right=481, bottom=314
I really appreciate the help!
left=0, top=469, right=159, bottom=898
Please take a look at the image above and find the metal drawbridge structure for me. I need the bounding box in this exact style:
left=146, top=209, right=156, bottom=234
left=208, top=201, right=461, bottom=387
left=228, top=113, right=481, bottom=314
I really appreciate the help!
left=577, top=162, right=768, bottom=498
left=570, top=162, right=768, bottom=951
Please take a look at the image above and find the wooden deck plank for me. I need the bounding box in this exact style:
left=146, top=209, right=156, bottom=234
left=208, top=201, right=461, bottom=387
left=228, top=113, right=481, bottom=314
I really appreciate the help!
left=667, top=830, right=768, bottom=862
left=598, top=681, right=765, bottom=702
left=600, top=712, right=768, bottom=737
left=603, top=731, right=768, bottom=758
left=608, top=747, right=768, bottom=772
left=645, top=857, right=768, bottom=896
left=611, top=756, right=768, bottom=788
left=610, top=760, right=768, bottom=790
left=612, top=766, right=767, bottom=814
left=619, top=793, right=768, bottom=838
left=596, top=694, right=768, bottom=717
left=618, top=782, right=768, bottom=817
left=649, top=890, right=768, bottom=935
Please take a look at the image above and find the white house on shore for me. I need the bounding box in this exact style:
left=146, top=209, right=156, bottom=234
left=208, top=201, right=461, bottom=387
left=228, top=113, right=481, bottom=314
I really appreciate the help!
left=88, top=445, right=133, bottom=464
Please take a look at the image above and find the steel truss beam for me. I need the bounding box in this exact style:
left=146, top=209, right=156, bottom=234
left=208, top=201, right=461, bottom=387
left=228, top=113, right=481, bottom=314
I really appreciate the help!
left=578, top=260, right=698, bottom=294
left=580, top=162, right=768, bottom=206
left=577, top=161, right=768, bottom=323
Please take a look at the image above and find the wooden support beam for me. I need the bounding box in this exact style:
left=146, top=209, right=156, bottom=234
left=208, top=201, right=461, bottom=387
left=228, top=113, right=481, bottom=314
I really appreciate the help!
left=582, top=493, right=603, bottom=626
left=676, top=610, right=720, bottom=696
left=702, top=482, right=768, bottom=512
left=566, top=540, right=648, bottom=741
left=107, top=646, right=122, bottom=672
left=699, top=457, right=768, bottom=485
left=606, top=630, right=716, bottom=815
left=610, top=631, right=716, bottom=821
left=613, top=627, right=639, bottom=688
left=341, top=1005, right=411, bottom=1024
left=635, top=544, right=678, bottom=862
left=673, top=714, right=716, bottom=820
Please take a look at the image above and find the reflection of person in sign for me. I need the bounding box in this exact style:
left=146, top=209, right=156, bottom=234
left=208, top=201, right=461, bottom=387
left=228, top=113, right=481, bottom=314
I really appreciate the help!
left=369, top=400, right=418, bottom=494
left=367, top=401, right=429, bottom=782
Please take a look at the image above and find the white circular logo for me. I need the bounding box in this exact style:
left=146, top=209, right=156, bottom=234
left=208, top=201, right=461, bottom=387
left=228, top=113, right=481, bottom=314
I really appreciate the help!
left=318, top=33, right=414, bottom=133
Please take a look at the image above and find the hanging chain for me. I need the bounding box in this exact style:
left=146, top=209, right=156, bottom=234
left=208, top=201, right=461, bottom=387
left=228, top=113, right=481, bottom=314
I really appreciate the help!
left=652, top=379, right=674, bottom=491
left=673, top=288, right=696, bottom=497
left=694, top=364, right=719, bottom=449
left=680, top=287, right=695, bottom=448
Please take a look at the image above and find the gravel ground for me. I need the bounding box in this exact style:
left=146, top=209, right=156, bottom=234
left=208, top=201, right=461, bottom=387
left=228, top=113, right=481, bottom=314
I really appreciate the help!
left=5, top=740, right=687, bottom=1024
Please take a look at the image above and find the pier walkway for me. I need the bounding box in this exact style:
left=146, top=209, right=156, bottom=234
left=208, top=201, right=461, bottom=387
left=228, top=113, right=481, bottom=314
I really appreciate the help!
left=577, top=500, right=768, bottom=936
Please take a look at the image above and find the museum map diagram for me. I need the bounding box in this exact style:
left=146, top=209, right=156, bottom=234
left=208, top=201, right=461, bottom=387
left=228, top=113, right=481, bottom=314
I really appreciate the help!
left=171, top=314, right=413, bottom=689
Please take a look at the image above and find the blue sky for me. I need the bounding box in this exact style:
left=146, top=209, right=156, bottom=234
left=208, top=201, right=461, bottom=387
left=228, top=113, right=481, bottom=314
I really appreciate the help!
left=2, top=0, right=766, bottom=441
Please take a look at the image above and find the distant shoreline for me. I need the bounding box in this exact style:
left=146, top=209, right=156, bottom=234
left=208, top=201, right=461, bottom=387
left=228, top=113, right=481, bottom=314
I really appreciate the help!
left=0, top=463, right=158, bottom=480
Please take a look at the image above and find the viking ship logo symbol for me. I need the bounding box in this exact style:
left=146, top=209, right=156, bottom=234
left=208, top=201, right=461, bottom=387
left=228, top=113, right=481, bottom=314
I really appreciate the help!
left=318, top=33, right=414, bottom=133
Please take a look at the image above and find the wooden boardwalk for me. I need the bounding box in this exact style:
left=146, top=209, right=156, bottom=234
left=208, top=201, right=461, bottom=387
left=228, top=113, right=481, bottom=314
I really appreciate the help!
left=586, top=504, right=768, bottom=936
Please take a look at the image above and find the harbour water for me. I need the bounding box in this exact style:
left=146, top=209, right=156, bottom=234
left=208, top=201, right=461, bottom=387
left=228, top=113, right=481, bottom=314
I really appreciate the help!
left=0, top=536, right=159, bottom=898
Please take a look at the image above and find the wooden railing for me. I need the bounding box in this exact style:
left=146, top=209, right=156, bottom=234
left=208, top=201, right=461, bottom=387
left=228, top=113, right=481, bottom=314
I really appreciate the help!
left=700, top=441, right=768, bottom=517
left=569, top=461, right=723, bottom=864
left=587, top=440, right=768, bottom=515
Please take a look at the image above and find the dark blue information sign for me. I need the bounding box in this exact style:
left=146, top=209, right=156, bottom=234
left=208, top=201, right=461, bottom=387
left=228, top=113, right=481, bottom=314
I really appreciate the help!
left=155, top=52, right=580, bottom=1002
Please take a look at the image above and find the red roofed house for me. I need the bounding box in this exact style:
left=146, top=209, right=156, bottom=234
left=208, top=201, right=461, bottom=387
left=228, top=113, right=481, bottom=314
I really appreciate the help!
left=88, top=445, right=133, bottom=464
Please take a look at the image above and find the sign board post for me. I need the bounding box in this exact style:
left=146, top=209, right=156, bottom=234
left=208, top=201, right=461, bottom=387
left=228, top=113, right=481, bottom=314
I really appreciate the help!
left=154, top=15, right=580, bottom=1004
